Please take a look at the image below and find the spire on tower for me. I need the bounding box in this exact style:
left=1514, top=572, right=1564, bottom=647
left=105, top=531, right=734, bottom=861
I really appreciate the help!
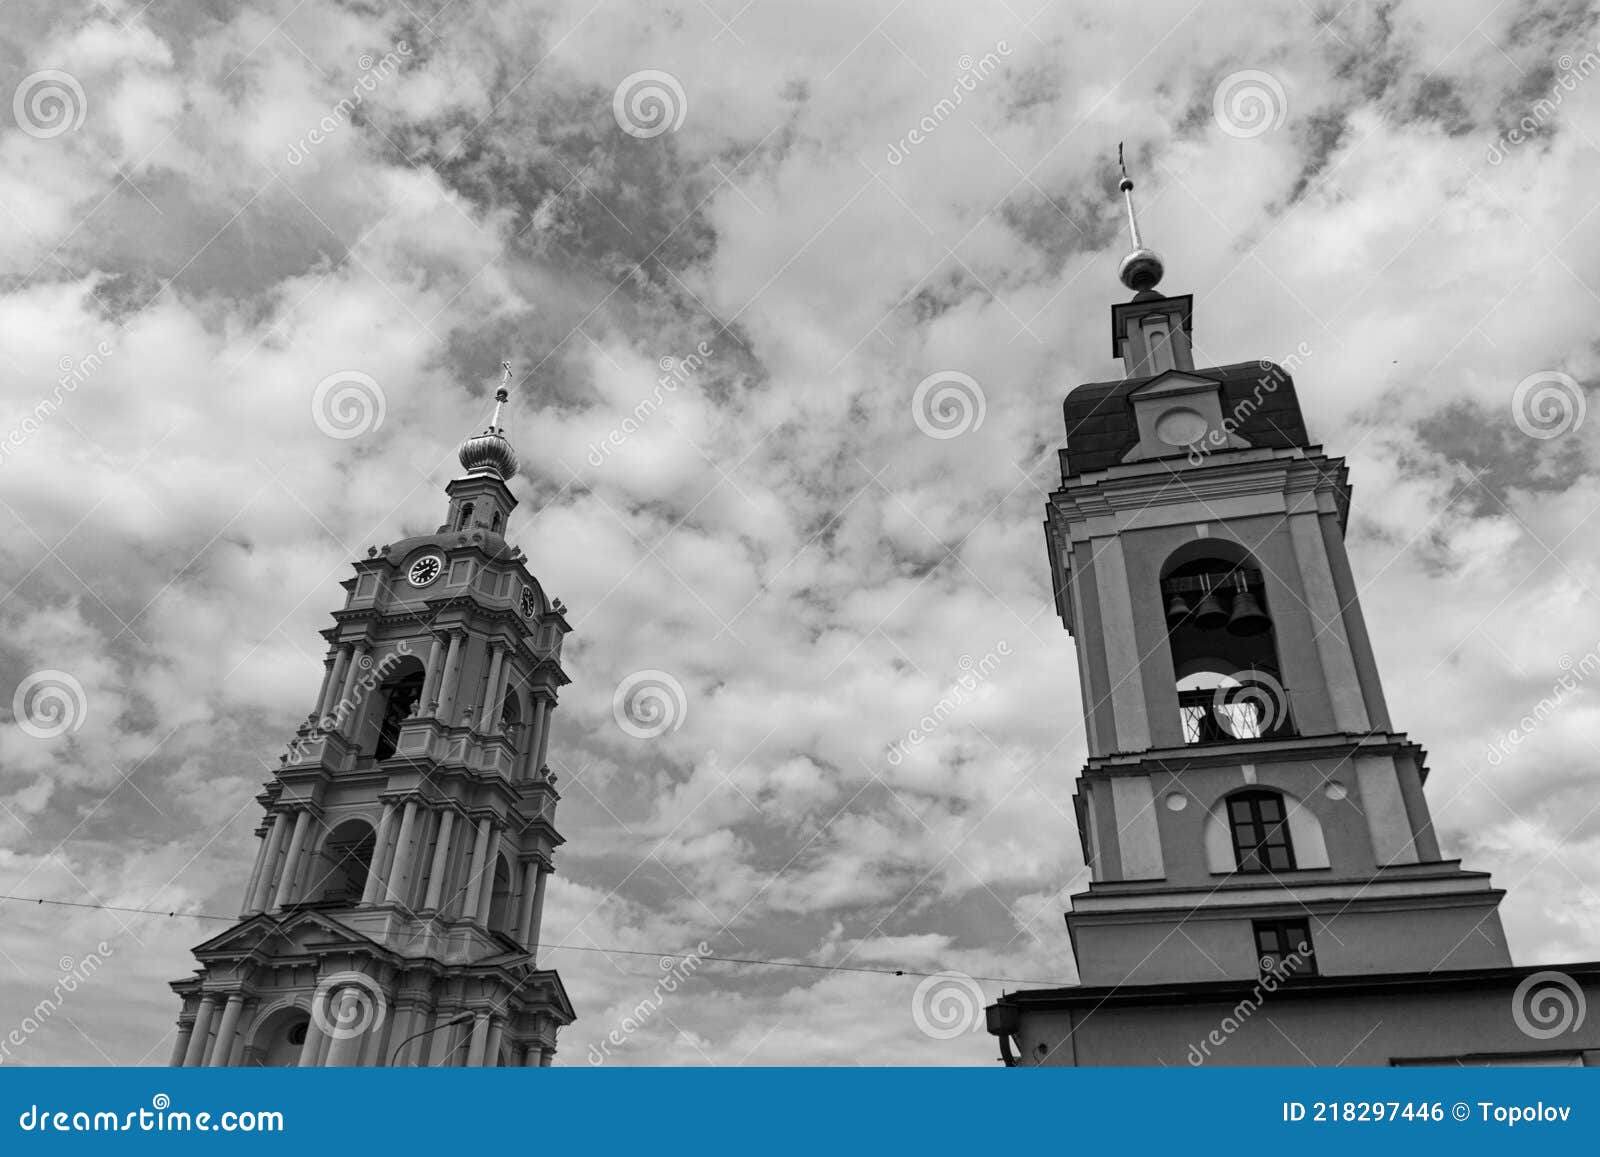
left=458, top=359, right=520, bottom=480
left=1115, top=142, right=1165, bottom=294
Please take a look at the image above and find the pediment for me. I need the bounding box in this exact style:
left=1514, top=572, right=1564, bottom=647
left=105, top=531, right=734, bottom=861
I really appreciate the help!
left=1122, top=370, right=1252, bottom=464
left=1128, top=369, right=1222, bottom=398
left=191, top=910, right=386, bottom=963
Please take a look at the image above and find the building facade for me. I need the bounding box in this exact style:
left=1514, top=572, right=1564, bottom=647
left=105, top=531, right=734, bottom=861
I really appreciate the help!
left=169, top=376, right=576, bottom=1066
left=985, top=168, right=1600, bottom=1066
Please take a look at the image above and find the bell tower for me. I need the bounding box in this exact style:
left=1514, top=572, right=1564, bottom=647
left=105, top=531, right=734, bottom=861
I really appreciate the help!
left=1043, top=159, right=1511, bottom=989
left=168, top=365, right=577, bottom=1067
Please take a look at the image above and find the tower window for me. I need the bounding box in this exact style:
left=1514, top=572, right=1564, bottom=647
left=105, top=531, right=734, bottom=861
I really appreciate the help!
left=457, top=503, right=474, bottom=531
left=1253, top=918, right=1317, bottom=978
left=1227, top=789, right=1296, bottom=873
left=373, top=671, right=426, bottom=761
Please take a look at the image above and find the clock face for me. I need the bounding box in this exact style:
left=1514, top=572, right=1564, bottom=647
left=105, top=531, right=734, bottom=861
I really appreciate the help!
left=407, top=554, right=444, bottom=587
left=519, top=586, right=538, bottom=618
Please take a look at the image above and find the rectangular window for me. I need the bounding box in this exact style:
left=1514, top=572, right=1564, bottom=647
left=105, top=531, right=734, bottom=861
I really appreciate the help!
left=1253, top=918, right=1317, bottom=978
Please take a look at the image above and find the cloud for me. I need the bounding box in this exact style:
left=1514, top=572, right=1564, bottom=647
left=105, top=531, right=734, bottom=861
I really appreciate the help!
left=2, top=0, right=1598, bottom=1064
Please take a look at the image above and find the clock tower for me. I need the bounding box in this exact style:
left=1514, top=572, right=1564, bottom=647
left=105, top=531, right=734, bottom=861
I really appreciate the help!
left=168, top=369, right=576, bottom=1066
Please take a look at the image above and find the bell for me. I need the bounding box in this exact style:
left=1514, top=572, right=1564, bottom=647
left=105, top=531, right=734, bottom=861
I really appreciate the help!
left=1192, top=590, right=1227, bottom=630
left=1227, top=588, right=1271, bottom=635
left=1165, top=592, right=1191, bottom=627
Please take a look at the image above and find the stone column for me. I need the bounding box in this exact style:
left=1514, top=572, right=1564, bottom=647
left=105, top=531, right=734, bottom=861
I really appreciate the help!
left=419, top=634, right=446, bottom=715
left=527, top=697, right=551, bottom=775
left=384, top=800, right=421, bottom=907
left=465, top=1013, right=490, bottom=1067
left=322, top=988, right=364, bottom=1067
left=208, top=994, right=245, bottom=1067
left=528, top=863, right=549, bottom=964
left=169, top=1020, right=194, bottom=1067
left=520, top=1044, right=538, bottom=1067
left=422, top=810, right=455, bottom=911
left=462, top=817, right=492, bottom=920
left=535, top=698, right=554, bottom=770
left=182, top=995, right=218, bottom=1067
left=427, top=1010, right=461, bottom=1067
left=360, top=802, right=398, bottom=905
left=318, top=645, right=351, bottom=723
left=272, top=809, right=313, bottom=911
left=474, top=825, right=499, bottom=926
left=336, top=641, right=371, bottom=716
left=482, top=1017, right=503, bottom=1068
left=539, top=1046, right=555, bottom=1067
left=436, top=631, right=465, bottom=721
left=480, top=643, right=506, bottom=734
left=246, top=813, right=287, bottom=915
left=515, top=860, right=540, bottom=946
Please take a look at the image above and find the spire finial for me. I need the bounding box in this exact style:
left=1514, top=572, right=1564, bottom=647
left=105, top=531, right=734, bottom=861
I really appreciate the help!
left=1115, top=142, right=1164, bottom=293
left=491, top=360, right=512, bottom=432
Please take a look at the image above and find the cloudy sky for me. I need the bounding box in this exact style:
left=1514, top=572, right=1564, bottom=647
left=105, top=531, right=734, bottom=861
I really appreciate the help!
left=1, top=0, right=1598, bottom=1067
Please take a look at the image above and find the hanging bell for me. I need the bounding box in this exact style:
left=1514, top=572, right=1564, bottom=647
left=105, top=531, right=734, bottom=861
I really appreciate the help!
left=1227, top=588, right=1271, bottom=635
left=1165, top=592, right=1191, bottom=627
left=1192, top=590, right=1227, bottom=630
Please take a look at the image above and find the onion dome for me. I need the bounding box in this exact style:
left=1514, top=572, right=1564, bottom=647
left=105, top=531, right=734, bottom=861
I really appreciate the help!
left=458, top=426, right=519, bottom=480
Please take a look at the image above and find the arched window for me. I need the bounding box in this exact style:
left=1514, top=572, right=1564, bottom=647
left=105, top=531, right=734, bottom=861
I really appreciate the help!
left=487, top=854, right=514, bottom=934
left=1227, top=789, right=1296, bottom=873
left=1162, top=547, right=1291, bottom=744
left=491, top=511, right=503, bottom=533
left=374, top=670, right=426, bottom=761
left=456, top=502, right=475, bottom=531
left=305, top=818, right=377, bottom=903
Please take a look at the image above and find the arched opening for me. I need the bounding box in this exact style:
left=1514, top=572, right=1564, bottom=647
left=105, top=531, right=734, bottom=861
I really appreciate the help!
left=487, top=854, right=514, bottom=934
left=490, top=510, right=503, bottom=534
left=305, top=818, right=377, bottom=904
left=456, top=502, right=474, bottom=531
left=1161, top=545, right=1291, bottom=744
left=372, top=663, right=426, bottom=761
left=246, top=1005, right=311, bottom=1067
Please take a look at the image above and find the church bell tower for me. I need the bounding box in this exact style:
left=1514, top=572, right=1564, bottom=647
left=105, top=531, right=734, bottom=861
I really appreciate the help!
left=1042, top=161, right=1511, bottom=990
left=169, top=367, right=576, bottom=1066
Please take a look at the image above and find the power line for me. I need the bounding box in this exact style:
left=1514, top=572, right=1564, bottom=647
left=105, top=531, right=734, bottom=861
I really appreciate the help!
left=0, top=891, right=1064, bottom=988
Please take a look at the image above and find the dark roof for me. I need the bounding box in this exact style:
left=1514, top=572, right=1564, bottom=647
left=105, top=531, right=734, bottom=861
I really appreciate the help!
left=1060, top=361, right=1312, bottom=477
